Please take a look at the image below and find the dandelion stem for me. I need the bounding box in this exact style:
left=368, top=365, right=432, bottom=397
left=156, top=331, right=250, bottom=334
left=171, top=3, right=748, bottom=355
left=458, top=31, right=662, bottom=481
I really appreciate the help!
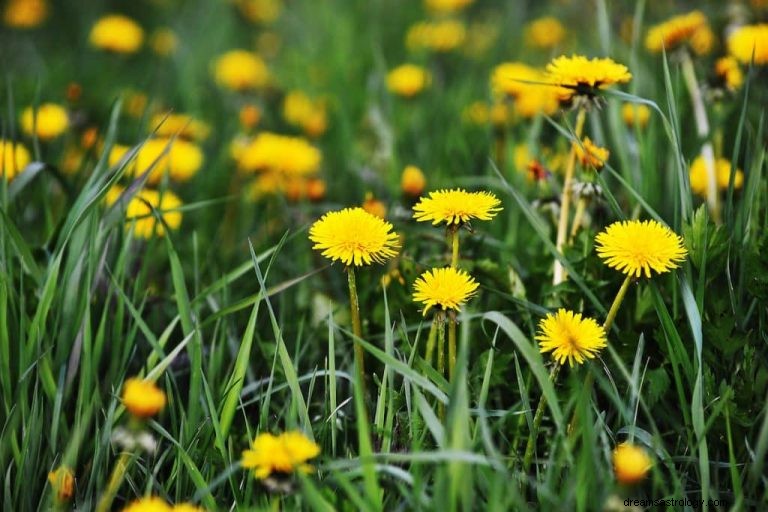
left=437, top=311, right=446, bottom=420
left=521, top=364, right=560, bottom=474
left=449, top=227, right=460, bottom=268
left=569, top=196, right=589, bottom=241
left=448, top=310, right=457, bottom=381
left=424, top=316, right=439, bottom=366
left=553, top=107, right=587, bottom=286
left=347, top=266, right=366, bottom=396
left=603, top=275, right=633, bottom=334
left=95, top=451, right=133, bottom=512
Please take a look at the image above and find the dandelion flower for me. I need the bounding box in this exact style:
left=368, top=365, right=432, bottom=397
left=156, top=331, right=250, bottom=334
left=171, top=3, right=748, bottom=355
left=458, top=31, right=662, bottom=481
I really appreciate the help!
left=236, top=0, right=282, bottom=25
left=89, top=14, right=144, bottom=54
left=406, top=20, right=466, bottom=53
left=545, top=55, right=632, bottom=100
left=121, top=378, right=166, bottom=418
left=362, top=193, right=387, bottom=219
left=239, top=104, right=262, bottom=131
left=727, top=24, right=768, bottom=65
left=412, top=267, right=479, bottom=315
left=613, top=443, right=652, bottom=485
left=121, top=496, right=172, bottom=512
left=595, top=220, right=687, bottom=278
left=645, top=11, right=712, bottom=55
left=621, top=104, right=651, bottom=128
left=491, top=62, right=562, bottom=118
left=3, top=0, right=47, bottom=29
left=536, top=309, right=606, bottom=367
left=424, top=0, right=473, bottom=15
left=413, top=188, right=502, bottom=226
left=689, top=156, right=743, bottom=196
left=106, top=186, right=183, bottom=239
left=401, top=165, right=426, bottom=197
left=150, top=112, right=210, bottom=141
left=386, top=64, right=430, bottom=98
left=1, top=138, right=32, bottom=180
left=237, top=132, right=321, bottom=176
left=20, top=103, right=69, bottom=140
left=309, top=207, right=399, bottom=266
left=47, top=466, right=74, bottom=502
left=574, top=137, right=609, bottom=169
left=714, top=57, right=744, bottom=91
left=282, top=90, right=328, bottom=137
left=213, top=50, right=270, bottom=91
left=524, top=17, right=566, bottom=49
left=306, top=178, right=326, bottom=201
left=241, top=431, right=320, bottom=479
left=109, top=138, right=203, bottom=184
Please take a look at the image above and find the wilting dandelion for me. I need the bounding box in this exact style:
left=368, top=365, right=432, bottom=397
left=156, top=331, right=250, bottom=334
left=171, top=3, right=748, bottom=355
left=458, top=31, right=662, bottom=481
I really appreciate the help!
left=47, top=466, right=75, bottom=503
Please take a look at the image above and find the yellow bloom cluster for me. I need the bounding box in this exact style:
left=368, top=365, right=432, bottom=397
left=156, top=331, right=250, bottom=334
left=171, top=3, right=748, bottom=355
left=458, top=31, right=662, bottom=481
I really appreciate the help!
left=412, top=266, right=478, bottom=315
left=282, top=90, right=328, bottom=137
left=120, top=378, right=167, bottom=418
left=727, top=24, right=768, bottom=65
left=406, top=19, right=466, bottom=52
left=688, top=156, right=744, bottom=197
left=536, top=309, right=606, bottom=367
left=0, top=138, right=31, bottom=180
left=213, top=50, right=270, bottom=91
left=105, top=186, right=183, bottom=239
left=387, top=64, right=431, bottom=98
left=20, top=103, right=69, bottom=140
left=491, top=62, right=561, bottom=118
left=109, top=138, right=204, bottom=184
left=241, top=431, right=320, bottom=479
left=90, top=14, right=144, bottom=54
left=3, top=0, right=47, bottom=28
left=574, top=137, right=609, bottom=169
left=645, top=11, right=713, bottom=55
left=309, top=207, right=400, bottom=266
left=524, top=17, right=566, bottom=49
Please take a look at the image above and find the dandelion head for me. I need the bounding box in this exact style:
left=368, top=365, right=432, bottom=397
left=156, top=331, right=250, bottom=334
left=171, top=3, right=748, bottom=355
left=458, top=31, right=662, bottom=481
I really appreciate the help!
left=535, top=309, right=606, bottom=367
left=1, top=139, right=32, bottom=181
left=613, top=443, right=652, bottom=485
left=412, top=267, right=479, bottom=315
left=688, top=156, right=744, bottom=197
left=413, top=188, right=502, bottom=226
left=645, top=11, right=711, bottom=54
left=545, top=54, right=631, bottom=101
left=621, top=104, right=651, bottom=128
left=213, top=50, right=270, bottom=91
left=401, top=165, right=427, bottom=197
left=309, top=207, right=400, bottom=266
left=47, top=466, right=75, bottom=502
left=89, top=14, right=144, bottom=54
left=20, top=103, right=69, bottom=140
left=595, top=219, right=687, bottom=278
left=574, top=137, right=609, bottom=170
left=524, top=17, right=566, bottom=49
left=241, top=431, right=320, bottom=480
left=121, top=378, right=166, bottom=419
left=728, top=24, right=768, bottom=65
left=386, top=64, right=430, bottom=98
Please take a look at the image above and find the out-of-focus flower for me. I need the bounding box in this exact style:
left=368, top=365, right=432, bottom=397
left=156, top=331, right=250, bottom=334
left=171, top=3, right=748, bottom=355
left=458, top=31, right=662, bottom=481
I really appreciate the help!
left=242, top=431, right=320, bottom=480
left=20, top=103, right=69, bottom=140
left=386, top=64, right=430, bottom=98
left=47, top=466, right=75, bottom=502
left=574, top=137, right=609, bottom=169
left=125, top=90, right=149, bottom=118
left=121, top=496, right=171, bottom=512
left=109, top=138, right=204, bottom=184
left=401, top=165, right=426, bottom=197
left=3, top=0, right=48, bottom=29
left=621, top=103, right=651, bottom=128
left=406, top=19, right=466, bottom=53
left=151, top=27, right=178, bottom=56
left=645, top=11, right=712, bottom=55
left=235, top=0, right=282, bottom=25
left=306, top=178, right=326, bottom=201
left=1, top=139, right=32, bottom=180
left=90, top=14, right=144, bottom=54
left=66, top=82, right=82, bottom=103
left=239, top=104, right=262, bottom=131
left=213, top=50, right=270, bottom=91
left=413, top=267, right=478, bottom=315
left=283, top=91, right=328, bottom=137
left=714, top=56, right=744, bottom=91
left=728, top=24, right=768, bottom=65
left=424, top=0, right=473, bottom=15
left=309, top=208, right=400, bottom=266
left=362, top=192, right=387, bottom=218
left=120, top=377, right=167, bottom=417
left=237, top=132, right=320, bottom=176
left=596, top=220, right=687, bottom=278
left=106, top=187, right=183, bottom=238
left=524, top=17, right=566, bottom=49
left=613, top=443, right=652, bottom=485
left=689, top=156, right=744, bottom=196
left=536, top=309, right=606, bottom=367
left=545, top=54, right=632, bottom=102
left=413, top=188, right=502, bottom=226
left=149, top=112, right=210, bottom=141
left=463, top=21, right=499, bottom=58
left=81, top=127, right=99, bottom=150
left=491, top=62, right=561, bottom=118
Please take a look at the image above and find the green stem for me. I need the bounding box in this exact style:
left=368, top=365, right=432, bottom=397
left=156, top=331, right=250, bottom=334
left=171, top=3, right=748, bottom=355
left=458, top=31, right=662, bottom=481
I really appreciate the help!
left=424, top=317, right=438, bottom=367
left=448, top=311, right=457, bottom=381
left=437, top=311, right=446, bottom=420
left=347, top=267, right=366, bottom=396
left=96, top=451, right=133, bottom=512
left=603, top=275, right=633, bottom=334
left=569, top=196, right=588, bottom=241
left=449, top=227, right=460, bottom=268
left=521, top=364, right=560, bottom=473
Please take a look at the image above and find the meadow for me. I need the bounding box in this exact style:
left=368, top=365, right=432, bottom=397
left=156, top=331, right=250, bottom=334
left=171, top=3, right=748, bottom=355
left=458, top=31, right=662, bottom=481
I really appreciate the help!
left=1, top=0, right=767, bottom=510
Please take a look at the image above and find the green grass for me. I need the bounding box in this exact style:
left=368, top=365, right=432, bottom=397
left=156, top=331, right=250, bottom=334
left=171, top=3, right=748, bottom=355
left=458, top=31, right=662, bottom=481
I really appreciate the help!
left=1, top=0, right=768, bottom=510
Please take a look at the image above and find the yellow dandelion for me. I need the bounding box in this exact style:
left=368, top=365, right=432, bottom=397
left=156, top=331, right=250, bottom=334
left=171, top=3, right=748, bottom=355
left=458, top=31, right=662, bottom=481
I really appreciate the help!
left=306, top=178, right=326, bottom=202
left=309, top=207, right=400, bottom=266
left=595, top=220, right=687, bottom=278
left=574, top=137, right=609, bottom=169
left=282, top=90, right=328, bottom=137
left=413, top=188, right=502, bottom=226
left=113, top=138, right=203, bottom=184
left=237, top=132, right=321, bottom=176
left=3, top=0, right=48, bottom=29
left=715, top=56, right=744, bottom=91
left=1, top=138, right=32, bottom=180
left=121, top=496, right=172, bottom=512
left=424, top=0, right=473, bottom=15
left=213, top=50, right=270, bottom=91
left=535, top=309, right=606, bottom=367
left=362, top=192, right=387, bottom=219
left=236, top=0, right=282, bottom=25
left=727, top=24, right=768, bottom=65
left=621, top=103, right=651, bottom=128
left=524, top=17, right=566, bottom=49
left=406, top=19, right=466, bottom=53
left=239, top=104, right=261, bottom=131
left=20, top=103, right=69, bottom=140
left=150, top=112, right=210, bottom=141
left=89, top=14, right=144, bottom=54
left=121, top=378, right=166, bottom=418
left=172, top=504, right=204, bottom=512
left=386, top=64, right=430, bottom=98
left=47, top=466, right=75, bottom=502
left=491, top=63, right=562, bottom=118
left=106, top=186, right=183, bottom=238
left=545, top=54, right=632, bottom=100
left=241, top=431, right=320, bottom=480
left=689, top=156, right=744, bottom=196
left=412, top=267, right=479, bottom=315
left=645, top=11, right=711, bottom=54
left=401, top=165, right=426, bottom=197
left=613, top=443, right=652, bottom=485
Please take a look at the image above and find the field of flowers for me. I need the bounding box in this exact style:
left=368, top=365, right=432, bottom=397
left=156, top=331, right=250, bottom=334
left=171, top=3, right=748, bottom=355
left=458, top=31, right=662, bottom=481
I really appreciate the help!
left=1, top=0, right=767, bottom=510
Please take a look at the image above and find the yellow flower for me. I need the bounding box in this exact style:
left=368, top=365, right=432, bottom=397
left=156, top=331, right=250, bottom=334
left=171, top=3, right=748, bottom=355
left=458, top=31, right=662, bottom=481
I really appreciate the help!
left=237, top=132, right=321, bottom=176
left=106, top=186, right=183, bottom=238
left=241, top=431, right=320, bottom=479
left=151, top=27, right=178, bottom=57
left=89, top=14, right=144, bottom=54
left=613, top=443, right=652, bottom=485
left=574, top=137, right=609, bottom=169
left=3, top=0, right=47, bottom=28
left=386, top=64, right=430, bottom=98
left=20, top=103, right=69, bottom=140
left=621, top=104, right=651, bottom=128
left=413, top=267, right=479, bottom=315
left=149, top=113, right=210, bottom=141
left=413, top=188, right=502, bottom=226
left=688, top=156, right=744, bottom=197
left=239, top=104, right=262, bottom=131
left=595, top=220, right=687, bottom=278
left=235, top=0, right=282, bottom=25
left=309, top=207, right=400, bottom=266
left=121, top=496, right=172, bottom=512
left=47, top=466, right=75, bottom=502
left=1, top=138, right=32, bottom=180
left=306, top=178, right=326, bottom=202
left=715, top=57, right=744, bottom=91
left=362, top=192, right=387, bottom=219
left=545, top=55, right=632, bottom=100
left=424, top=0, right=473, bottom=15
left=406, top=20, right=466, bottom=53
left=535, top=309, right=606, bottom=367
left=727, top=24, right=768, bottom=65
left=213, top=50, right=270, bottom=91
left=645, top=11, right=712, bottom=55
left=110, top=138, right=203, bottom=184
left=171, top=504, right=204, bottom=512
left=401, top=165, right=426, bottom=197
left=283, top=91, right=328, bottom=137
left=524, top=17, right=566, bottom=49
left=492, top=63, right=562, bottom=117
left=121, top=378, right=166, bottom=418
